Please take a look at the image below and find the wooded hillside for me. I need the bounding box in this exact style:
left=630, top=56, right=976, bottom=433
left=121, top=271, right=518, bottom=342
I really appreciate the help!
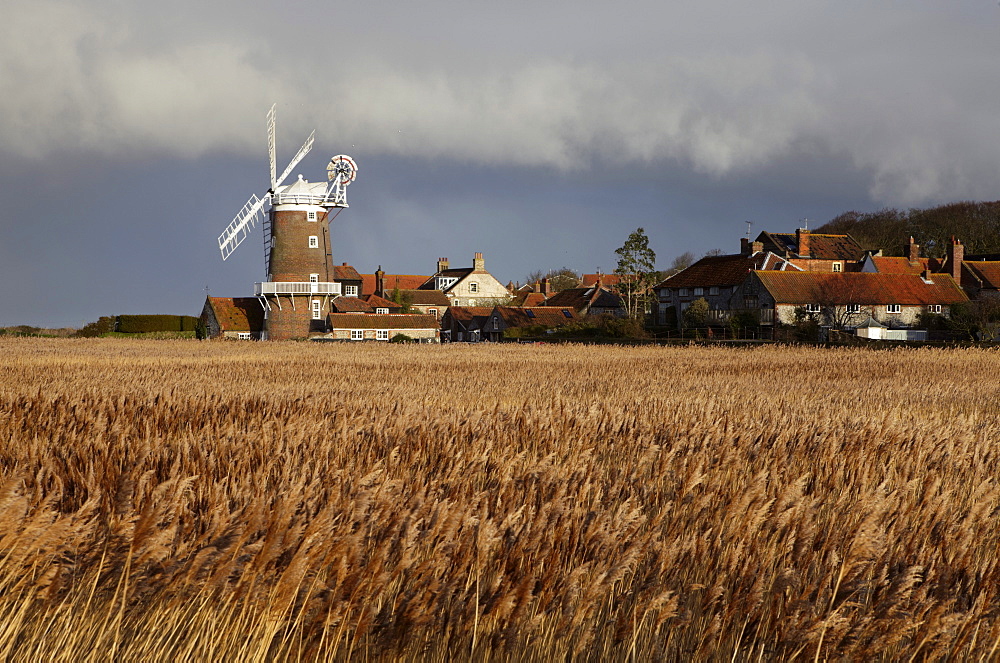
left=817, top=201, right=1000, bottom=258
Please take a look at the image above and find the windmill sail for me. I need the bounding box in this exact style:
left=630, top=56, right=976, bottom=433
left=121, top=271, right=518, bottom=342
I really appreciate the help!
left=275, top=130, right=315, bottom=189
left=218, top=193, right=269, bottom=260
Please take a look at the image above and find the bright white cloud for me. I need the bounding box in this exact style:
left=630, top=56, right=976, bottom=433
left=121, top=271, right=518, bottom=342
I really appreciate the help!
left=2, top=0, right=1000, bottom=205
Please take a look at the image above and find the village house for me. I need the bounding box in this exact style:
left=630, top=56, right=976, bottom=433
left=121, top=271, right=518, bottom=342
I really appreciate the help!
left=542, top=280, right=625, bottom=317
left=441, top=306, right=495, bottom=342
left=481, top=306, right=579, bottom=341
left=321, top=313, right=440, bottom=342
left=752, top=229, right=866, bottom=272
left=200, top=297, right=265, bottom=339
left=417, top=253, right=509, bottom=307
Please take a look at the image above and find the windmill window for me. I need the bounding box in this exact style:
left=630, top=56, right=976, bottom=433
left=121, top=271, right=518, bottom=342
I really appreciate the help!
left=350, top=330, right=364, bottom=340
left=309, top=274, right=319, bottom=283
left=311, top=300, right=321, bottom=320
left=376, top=330, right=389, bottom=340
left=307, top=210, right=317, bottom=222
left=308, top=236, right=319, bottom=248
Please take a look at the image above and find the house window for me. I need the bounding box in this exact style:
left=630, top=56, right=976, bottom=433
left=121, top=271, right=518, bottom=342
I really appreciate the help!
left=376, top=330, right=389, bottom=340
left=846, top=304, right=861, bottom=314
left=237, top=332, right=251, bottom=340
left=307, top=210, right=317, bottom=222
left=428, top=308, right=438, bottom=318
left=344, top=285, right=358, bottom=297
left=562, top=309, right=572, bottom=318
left=350, top=330, right=364, bottom=340
left=309, top=273, right=319, bottom=283
left=376, top=307, right=389, bottom=315
left=453, top=299, right=461, bottom=307
left=928, top=304, right=942, bottom=314
left=709, top=286, right=719, bottom=296
left=832, top=262, right=843, bottom=272
left=886, top=304, right=901, bottom=314
left=469, top=282, right=479, bottom=293
left=311, top=300, right=321, bottom=320
left=493, top=318, right=499, bottom=330
left=693, top=287, right=704, bottom=296
left=308, top=235, right=319, bottom=248
left=805, top=304, right=821, bottom=314
left=679, top=288, right=689, bottom=296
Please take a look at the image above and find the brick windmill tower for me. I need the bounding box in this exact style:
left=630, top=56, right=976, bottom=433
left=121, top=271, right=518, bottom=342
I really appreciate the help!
left=216, top=105, right=358, bottom=340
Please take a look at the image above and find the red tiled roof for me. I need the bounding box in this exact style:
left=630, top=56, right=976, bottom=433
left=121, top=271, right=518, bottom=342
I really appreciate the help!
left=543, top=286, right=622, bottom=311
left=657, top=253, right=768, bottom=289
left=496, top=306, right=579, bottom=327
left=331, top=296, right=374, bottom=313
left=869, top=256, right=931, bottom=275
left=581, top=274, right=622, bottom=287
left=754, top=271, right=968, bottom=306
left=964, top=261, right=1000, bottom=290
left=363, top=293, right=400, bottom=309
left=327, top=313, right=439, bottom=330
left=759, top=232, right=864, bottom=260
left=206, top=297, right=264, bottom=332
left=361, top=274, right=431, bottom=295
left=334, top=264, right=362, bottom=281
left=520, top=293, right=548, bottom=307
left=399, top=289, right=450, bottom=306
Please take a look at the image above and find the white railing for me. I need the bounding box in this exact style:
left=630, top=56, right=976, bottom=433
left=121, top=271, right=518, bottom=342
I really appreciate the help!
left=271, top=189, right=348, bottom=207
left=255, top=282, right=342, bottom=296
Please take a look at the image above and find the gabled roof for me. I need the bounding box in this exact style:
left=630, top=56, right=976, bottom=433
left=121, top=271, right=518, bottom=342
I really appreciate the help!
left=964, top=261, right=1000, bottom=290
left=656, top=252, right=789, bottom=289
left=868, top=256, right=932, bottom=275
left=327, top=313, right=439, bottom=330
left=495, top=306, right=579, bottom=327
left=581, top=274, right=622, bottom=287
left=754, top=271, right=968, bottom=306
left=517, top=292, right=548, bottom=307
left=361, top=274, right=430, bottom=296
left=418, top=268, right=475, bottom=291
left=205, top=297, right=264, bottom=332
left=758, top=232, right=864, bottom=260
left=331, top=296, right=374, bottom=313
left=363, top=293, right=400, bottom=309
left=445, top=306, right=494, bottom=330
left=333, top=264, right=362, bottom=281
left=543, top=286, right=622, bottom=311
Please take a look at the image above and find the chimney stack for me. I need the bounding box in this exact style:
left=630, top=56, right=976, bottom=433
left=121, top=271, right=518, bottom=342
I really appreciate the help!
left=906, top=236, right=920, bottom=264
left=796, top=228, right=811, bottom=257
left=375, top=266, right=385, bottom=296
left=437, top=257, right=449, bottom=273
left=541, top=277, right=552, bottom=295
left=473, top=252, right=485, bottom=271
left=947, top=237, right=964, bottom=282
left=741, top=237, right=750, bottom=255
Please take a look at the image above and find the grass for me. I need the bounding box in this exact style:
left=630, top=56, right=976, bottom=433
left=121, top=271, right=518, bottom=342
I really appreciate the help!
left=1, top=338, right=999, bottom=660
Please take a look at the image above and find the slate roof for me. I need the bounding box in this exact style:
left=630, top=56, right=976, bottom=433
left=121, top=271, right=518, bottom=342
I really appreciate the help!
left=327, top=313, right=440, bottom=330
left=754, top=271, right=969, bottom=306
left=206, top=297, right=264, bottom=332
left=758, top=232, right=864, bottom=260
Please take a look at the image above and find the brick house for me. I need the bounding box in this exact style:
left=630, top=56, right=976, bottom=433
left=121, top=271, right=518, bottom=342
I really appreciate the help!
left=441, top=306, right=495, bottom=342
left=542, top=281, right=625, bottom=317
left=753, top=229, right=866, bottom=272
left=482, top=306, right=579, bottom=341
left=200, top=297, right=265, bottom=339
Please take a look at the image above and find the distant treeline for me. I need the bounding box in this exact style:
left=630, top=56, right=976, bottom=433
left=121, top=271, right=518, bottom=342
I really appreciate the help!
left=817, top=201, right=1000, bottom=258
left=77, top=315, right=200, bottom=337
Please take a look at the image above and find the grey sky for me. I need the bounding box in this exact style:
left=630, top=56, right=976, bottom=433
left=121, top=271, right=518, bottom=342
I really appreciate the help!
left=2, top=0, right=999, bottom=327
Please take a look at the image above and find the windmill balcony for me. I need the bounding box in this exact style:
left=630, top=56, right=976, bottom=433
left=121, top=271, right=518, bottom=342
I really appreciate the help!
left=255, top=281, right=342, bottom=296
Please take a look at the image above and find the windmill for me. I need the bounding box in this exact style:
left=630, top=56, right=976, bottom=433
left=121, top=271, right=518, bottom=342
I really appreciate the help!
left=216, top=104, right=358, bottom=340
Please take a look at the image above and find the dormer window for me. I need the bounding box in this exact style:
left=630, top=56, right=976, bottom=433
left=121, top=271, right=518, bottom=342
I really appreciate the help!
left=344, top=285, right=358, bottom=297
left=376, top=307, right=389, bottom=314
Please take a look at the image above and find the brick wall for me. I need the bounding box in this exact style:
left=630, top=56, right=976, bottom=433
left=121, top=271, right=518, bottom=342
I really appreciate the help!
left=265, top=296, right=328, bottom=340
left=268, top=208, right=335, bottom=282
